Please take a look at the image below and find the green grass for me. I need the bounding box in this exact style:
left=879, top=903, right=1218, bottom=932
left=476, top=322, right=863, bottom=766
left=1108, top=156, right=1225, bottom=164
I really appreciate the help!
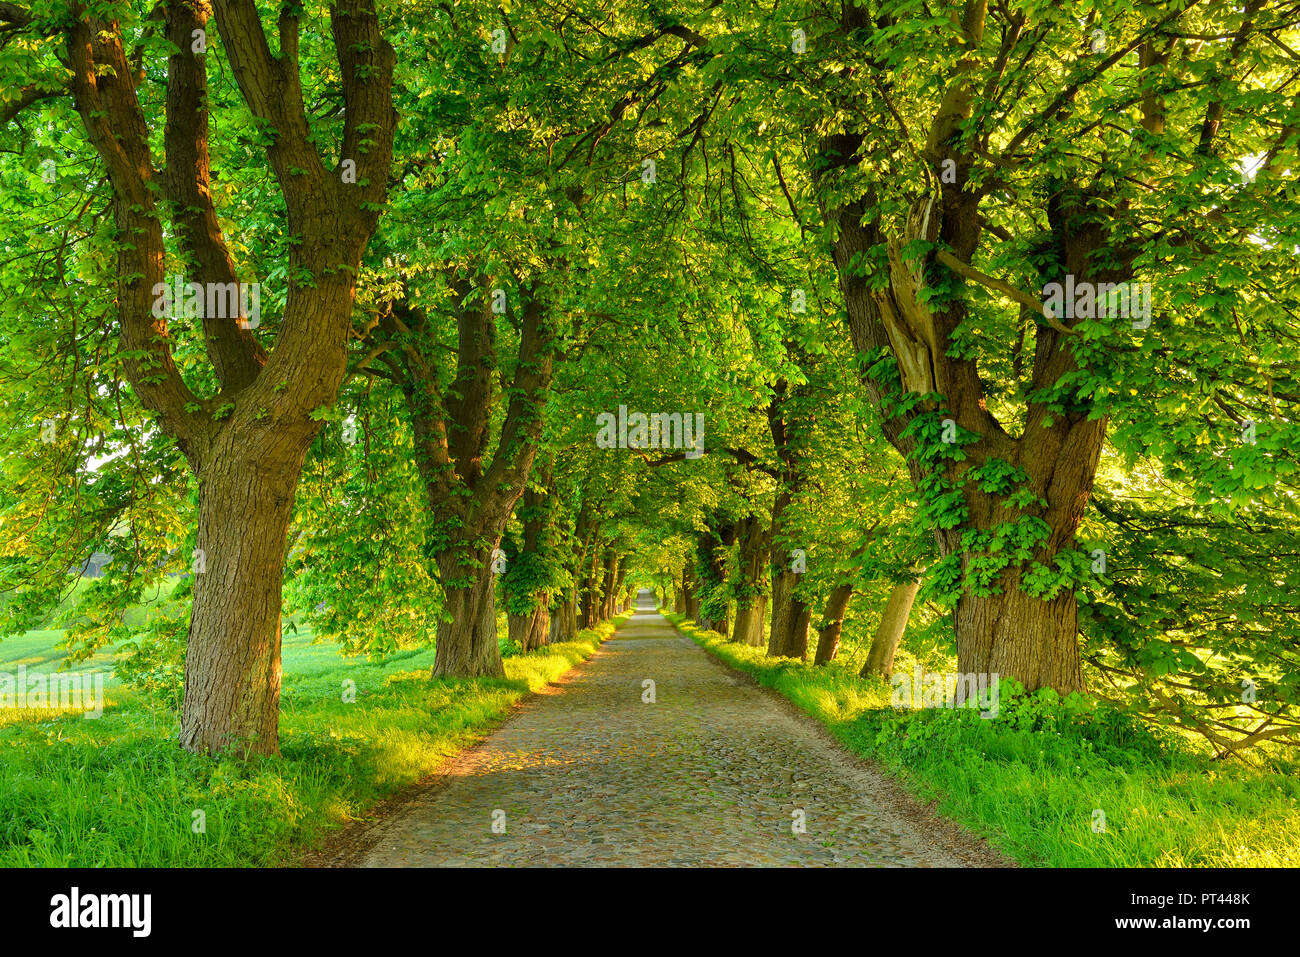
left=0, top=617, right=623, bottom=866
left=0, top=628, right=123, bottom=686
left=669, top=613, right=1300, bottom=868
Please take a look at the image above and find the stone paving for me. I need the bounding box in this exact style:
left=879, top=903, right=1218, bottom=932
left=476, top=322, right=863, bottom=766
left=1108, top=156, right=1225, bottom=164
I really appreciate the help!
left=355, top=592, right=1008, bottom=867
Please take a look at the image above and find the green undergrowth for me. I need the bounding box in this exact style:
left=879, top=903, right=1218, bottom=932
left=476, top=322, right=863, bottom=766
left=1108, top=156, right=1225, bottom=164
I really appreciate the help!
left=669, top=613, right=1300, bottom=868
left=0, top=616, right=623, bottom=866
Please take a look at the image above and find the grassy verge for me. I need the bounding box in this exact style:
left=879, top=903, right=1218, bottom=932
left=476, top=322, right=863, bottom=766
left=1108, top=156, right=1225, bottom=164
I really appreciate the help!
left=668, top=613, right=1300, bottom=868
left=0, top=616, right=623, bottom=866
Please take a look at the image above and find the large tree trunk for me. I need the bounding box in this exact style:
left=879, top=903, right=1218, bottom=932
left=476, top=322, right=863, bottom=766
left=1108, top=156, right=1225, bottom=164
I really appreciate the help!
left=729, top=513, right=769, bottom=644
left=64, top=2, right=397, bottom=757
left=179, top=442, right=307, bottom=757
left=598, top=550, right=618, bottom=621
left=683, top=566, right=701, bottom=620
left=815, top=95, right=1115, bottom=695
left=768, top=565, right=811, bottom=659
left=579, top=539, right=602, bottom=629
left=510, top=600, right=550, bottom=653
left=550, top=587, right=578, bottom=643
left=861, top=579, right=921, bottom=677
left=766, top=493, right=810, bottom=659
left=813, top=583, right=854, bottom=666
left=432, top=548, right=504, bottom=677
left=955, top=575, right=1083, bottom=689
left=732, top=594, right=767, bottom=646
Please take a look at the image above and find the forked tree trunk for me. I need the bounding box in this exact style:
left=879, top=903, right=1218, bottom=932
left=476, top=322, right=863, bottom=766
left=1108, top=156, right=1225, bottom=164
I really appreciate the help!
left=813, top=583, right=854, bottom=666
left=432, top=548, right=504, bottom=678
left=64, top=0, right=397, bottom=760
left=179, top=441, right=308, bottom=757
left=816, top=118, right=1111, bottom=695
left=861, top=579, right=921, bottom=677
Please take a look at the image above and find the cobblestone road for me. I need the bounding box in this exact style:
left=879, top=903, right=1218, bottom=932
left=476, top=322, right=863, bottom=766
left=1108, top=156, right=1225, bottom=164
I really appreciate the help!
left=356, top=594, right=1008, bottom=867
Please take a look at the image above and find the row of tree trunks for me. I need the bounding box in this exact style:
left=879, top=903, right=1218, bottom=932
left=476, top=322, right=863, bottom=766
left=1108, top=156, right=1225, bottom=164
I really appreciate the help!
left=564, top=507, right=628, bottom=632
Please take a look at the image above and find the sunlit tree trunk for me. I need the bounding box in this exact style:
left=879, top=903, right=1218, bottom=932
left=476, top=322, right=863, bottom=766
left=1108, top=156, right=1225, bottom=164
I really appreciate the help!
left=861, top=579, right=921, bottom=677
left=61, top=1, right=397, bottom=755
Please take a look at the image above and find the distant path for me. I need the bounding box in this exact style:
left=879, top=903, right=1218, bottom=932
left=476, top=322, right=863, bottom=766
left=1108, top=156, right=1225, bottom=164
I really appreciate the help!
left=339, top=591, right=1009, bottom=867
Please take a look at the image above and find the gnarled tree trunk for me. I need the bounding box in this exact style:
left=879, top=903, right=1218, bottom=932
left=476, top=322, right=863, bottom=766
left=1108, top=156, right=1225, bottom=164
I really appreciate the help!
left=808, top=0, right=1163, bottom=695
left=433, top=546, right=504, bottom=677
left=62, top=1, right=397, bottom=756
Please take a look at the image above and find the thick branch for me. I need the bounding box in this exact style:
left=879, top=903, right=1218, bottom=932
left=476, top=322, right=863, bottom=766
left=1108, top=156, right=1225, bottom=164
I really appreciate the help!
left=164, top=0, right=265, bottom=392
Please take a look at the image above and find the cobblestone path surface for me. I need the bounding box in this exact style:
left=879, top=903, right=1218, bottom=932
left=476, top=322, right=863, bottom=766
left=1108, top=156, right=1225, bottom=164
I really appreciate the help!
left=353, top=592, right=1008, bottom=867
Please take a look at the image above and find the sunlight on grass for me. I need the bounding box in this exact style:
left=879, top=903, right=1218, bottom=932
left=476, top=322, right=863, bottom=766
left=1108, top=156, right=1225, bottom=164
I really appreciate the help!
left=0, top=617, right=623, bottom=866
